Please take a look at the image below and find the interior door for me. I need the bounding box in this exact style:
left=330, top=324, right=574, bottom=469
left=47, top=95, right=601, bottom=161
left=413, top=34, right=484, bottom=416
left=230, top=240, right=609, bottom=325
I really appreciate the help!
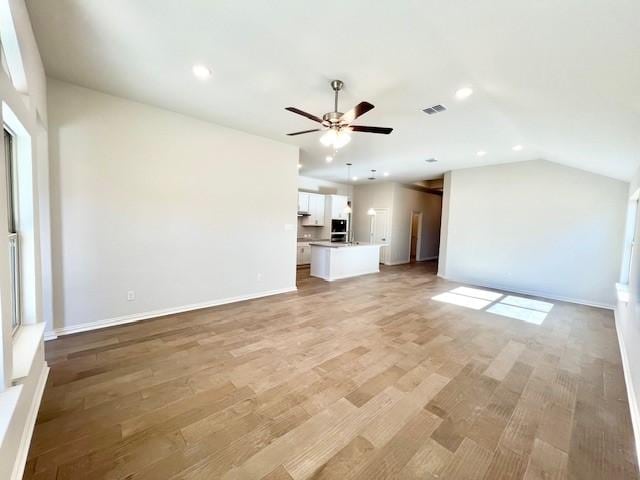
left=372, top=209, right=390, bottom=264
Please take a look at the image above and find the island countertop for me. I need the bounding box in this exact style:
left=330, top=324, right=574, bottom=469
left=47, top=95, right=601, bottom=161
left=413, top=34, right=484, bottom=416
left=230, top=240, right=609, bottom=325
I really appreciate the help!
left=309, top=241, right=377, bottom=248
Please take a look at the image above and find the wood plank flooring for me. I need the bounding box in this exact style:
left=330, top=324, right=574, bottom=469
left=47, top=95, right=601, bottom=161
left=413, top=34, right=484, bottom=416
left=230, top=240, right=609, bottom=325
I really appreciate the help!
left=24, top=262, right=639, bottom=479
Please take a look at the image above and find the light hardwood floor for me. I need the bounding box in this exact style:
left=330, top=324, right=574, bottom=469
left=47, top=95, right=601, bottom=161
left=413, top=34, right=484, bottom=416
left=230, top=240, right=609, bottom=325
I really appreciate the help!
left=24, top=262, right=638, bottom=479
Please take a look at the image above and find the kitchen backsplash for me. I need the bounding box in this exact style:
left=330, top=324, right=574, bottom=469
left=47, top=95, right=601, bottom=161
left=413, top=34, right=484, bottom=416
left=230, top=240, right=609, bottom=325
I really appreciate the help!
left=297, top=220, right=331, bottom=240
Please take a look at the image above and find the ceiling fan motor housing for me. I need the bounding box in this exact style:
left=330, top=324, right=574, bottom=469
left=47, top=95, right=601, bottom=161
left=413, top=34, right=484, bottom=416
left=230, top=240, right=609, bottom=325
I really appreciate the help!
left=323, top=111, right=343, bottom=124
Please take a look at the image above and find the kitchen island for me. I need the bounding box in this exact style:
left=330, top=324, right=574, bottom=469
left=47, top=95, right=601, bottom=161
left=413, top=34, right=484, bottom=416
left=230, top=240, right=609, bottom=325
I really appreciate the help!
left=309, top=241, right=381, bottom=282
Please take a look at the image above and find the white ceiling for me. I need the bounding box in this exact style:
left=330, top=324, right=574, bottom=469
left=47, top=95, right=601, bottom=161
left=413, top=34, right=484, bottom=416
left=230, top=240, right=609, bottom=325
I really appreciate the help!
left=26, top=0, right=640, bottom=183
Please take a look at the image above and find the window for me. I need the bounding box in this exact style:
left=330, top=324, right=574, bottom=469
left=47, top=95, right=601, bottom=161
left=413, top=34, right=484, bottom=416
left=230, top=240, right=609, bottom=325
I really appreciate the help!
left=4, top=127, right=20, bottom=333
left=620, top=189, right=640, bottom=287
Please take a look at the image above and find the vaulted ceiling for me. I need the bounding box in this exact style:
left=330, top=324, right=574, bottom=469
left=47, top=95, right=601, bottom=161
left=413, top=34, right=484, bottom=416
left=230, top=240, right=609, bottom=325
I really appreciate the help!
left=26, top=0, right=640, bottom=183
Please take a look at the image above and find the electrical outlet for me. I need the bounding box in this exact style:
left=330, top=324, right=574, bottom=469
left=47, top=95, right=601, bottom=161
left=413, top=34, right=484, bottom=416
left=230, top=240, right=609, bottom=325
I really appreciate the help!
left=127, top=290, right=135, bottom=301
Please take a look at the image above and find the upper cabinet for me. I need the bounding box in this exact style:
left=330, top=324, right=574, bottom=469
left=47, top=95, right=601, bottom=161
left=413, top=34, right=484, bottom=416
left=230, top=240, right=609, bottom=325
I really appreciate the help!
left=300, top=193, right=325, bottom=226
left=330, top=195, right=349, bottom=219
left=298, top=192, right=310, bottom=213
left=298, top=192, right=348, bottom=225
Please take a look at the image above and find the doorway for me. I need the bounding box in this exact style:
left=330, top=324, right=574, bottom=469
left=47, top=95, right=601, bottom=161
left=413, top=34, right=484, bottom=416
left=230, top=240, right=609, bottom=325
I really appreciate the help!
left=409, top=211, right=422, bottom=263
left=370, top=208, right=390, bottom=264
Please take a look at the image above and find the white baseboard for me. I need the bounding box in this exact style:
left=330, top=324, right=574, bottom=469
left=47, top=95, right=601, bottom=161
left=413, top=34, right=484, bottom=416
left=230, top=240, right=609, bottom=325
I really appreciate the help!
left=11, top=364, right=49, bottom=480
left=614, top=309, right=640, bottom=468
left=437, top=274, right=614, bottom=310
left=386, top=256, right=438, bottom=266
left=317, top=269, right=380, bottom=282
left=43, top=330, right=57, bottom=341
left=47, top=286, right=297, bottom=339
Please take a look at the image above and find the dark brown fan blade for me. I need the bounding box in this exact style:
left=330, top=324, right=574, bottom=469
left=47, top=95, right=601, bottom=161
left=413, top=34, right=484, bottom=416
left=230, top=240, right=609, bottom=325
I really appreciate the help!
left=349, top=125, right=393, bottom=134
left=286, top=128, right=321, bottom=136
left=285, top=107, right=324, bottom=124
left=341, top=102, right=374, bottom=123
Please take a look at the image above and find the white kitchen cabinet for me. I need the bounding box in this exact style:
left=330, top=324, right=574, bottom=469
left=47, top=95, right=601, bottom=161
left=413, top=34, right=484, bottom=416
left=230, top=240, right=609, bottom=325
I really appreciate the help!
left=330, top=195, right=349, bottom=219
left=298, top=192, right=310, bottom=213
left=301, top=193, right=325, bottom=226
left=312, top=194, right=326, bottom=226
left=297, top=243, right=311, bottom=265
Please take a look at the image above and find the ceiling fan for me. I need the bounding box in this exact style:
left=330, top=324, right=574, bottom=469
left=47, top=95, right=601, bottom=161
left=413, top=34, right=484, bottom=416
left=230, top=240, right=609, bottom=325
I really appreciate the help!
left=285, top=80, right=393, bottom=149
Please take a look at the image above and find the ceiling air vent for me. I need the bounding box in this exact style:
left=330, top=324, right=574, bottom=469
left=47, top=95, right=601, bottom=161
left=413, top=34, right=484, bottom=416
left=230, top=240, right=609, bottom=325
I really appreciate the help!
left=422, top=104, right=447, bottom=115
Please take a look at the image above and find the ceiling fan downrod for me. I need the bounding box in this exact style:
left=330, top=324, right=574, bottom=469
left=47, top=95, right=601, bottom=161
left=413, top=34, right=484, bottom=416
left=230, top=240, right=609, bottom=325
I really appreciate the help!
left=330, top=79, right=344, bottom=113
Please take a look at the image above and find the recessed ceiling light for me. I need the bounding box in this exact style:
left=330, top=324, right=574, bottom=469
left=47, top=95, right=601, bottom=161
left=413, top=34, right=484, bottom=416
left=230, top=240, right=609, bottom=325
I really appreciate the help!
left=476, top=151, right=487, bottom=157
left=512, top=144, right=523, bottom=151
left=455, top=87, right=473, bottom=100
left=325, top=155, right=333, bottom=163
left=352, top=176, right=358, bottom=181
left=192, top=64, right=212, bottom=80
left=297, top=163, right=302, bottom=169
left=383, top=172, right=390, bottom=177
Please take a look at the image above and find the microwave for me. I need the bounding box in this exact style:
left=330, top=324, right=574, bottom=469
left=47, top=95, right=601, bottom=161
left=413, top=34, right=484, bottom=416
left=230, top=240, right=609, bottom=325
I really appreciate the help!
left=331, top=219, right=347, bottom=242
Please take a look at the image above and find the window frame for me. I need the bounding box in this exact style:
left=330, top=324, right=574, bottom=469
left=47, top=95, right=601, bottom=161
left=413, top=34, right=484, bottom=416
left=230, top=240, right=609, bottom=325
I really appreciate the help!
left=4, top=126, right=17, bottom=233
left=620, top=189, right=640, bottom=288
left=4, top=126, right=20, bottom=334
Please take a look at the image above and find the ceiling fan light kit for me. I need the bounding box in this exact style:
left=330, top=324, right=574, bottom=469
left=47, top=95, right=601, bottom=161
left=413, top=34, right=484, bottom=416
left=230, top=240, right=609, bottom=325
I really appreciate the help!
left=323, top=129, right=350, bottom=149
left=286, top=79, right=393, bottom=150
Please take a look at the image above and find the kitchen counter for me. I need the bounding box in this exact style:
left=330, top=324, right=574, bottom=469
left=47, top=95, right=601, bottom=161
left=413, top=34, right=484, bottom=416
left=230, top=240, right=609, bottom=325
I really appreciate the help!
left=310, top=242, right=381, bottom=281
left=297, top=238, right=329, bottom=243
left=309, top=241, right=373, bottom=248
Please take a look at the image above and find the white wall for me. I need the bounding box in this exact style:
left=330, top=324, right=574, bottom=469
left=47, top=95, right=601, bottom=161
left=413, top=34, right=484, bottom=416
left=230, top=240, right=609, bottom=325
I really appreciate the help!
left=390, top=184, right=442, bottom=264
left=439, top=159, right=628, bottom=307
left=48, top=78, right=299, bottom=332
left=615, top=166, right=640, bottom=462
left=298, top=175, right=352, bottom=197
left=352, top=182, right=442, bottom=265
left=438, top=172, right=452, bottom=274
left=352, top=182, right=394, bottom=246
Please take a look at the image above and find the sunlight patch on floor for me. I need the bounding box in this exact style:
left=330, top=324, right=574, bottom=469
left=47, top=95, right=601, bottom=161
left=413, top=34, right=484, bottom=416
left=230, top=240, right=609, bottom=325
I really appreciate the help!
left=432, top=287, right=553, bottom=325
left=500, top=295, right=553, bottom=312
left=486, top=302, right=547, bottom=325
left=431, top=292, right=492, bottom=310
left=450, top=286, right=503, bottom=301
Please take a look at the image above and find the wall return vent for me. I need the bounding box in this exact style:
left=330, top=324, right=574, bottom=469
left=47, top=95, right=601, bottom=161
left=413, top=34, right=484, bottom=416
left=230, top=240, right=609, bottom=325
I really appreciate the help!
left=422, top=104, right=447, bottom=115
